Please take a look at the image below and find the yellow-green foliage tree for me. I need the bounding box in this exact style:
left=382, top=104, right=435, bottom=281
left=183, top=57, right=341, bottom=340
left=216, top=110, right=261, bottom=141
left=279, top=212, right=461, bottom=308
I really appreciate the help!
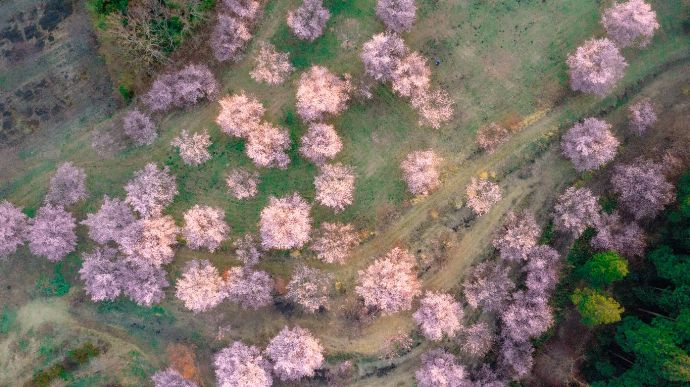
left=571, top=287, right=624, bottom=326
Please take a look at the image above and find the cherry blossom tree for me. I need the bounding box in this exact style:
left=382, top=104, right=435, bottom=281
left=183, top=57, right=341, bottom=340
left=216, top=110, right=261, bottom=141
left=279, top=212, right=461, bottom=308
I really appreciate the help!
left=561, top=117, right=619, bottom=172
left=171, top=130, right=212, bottom=166
left=175, top=259, right=226, bottom=313
left=411, top=88, right=454, bottom=129
left=296, top=66, right=351, bottom=122
left=182, top=205, right=229, bottom=252
left=501, top=291, right=554, bottom=342
left=567, top=38, right=628, bottom=96
left=361, top=32, right=407, bottom=82
left=216, top=93, right=265, bottom=138
left=287, top=0, right=330, bottom=41
left=477, top=123, right=510, bottom=154
left=472, top=364, right=505, bottom=387
left=299, top=123, right=343, bottom=164
left=628, top=98, right=657, bottom=134
left=221, top=0, right=261, bottom=21
left=259, top=193, right=311, bottom=250
left=413, top=291, right=462, bottom=341
left=314, top=163, right=356, bottom=212
left=602, top=0, right=659, bottom=48
left=524, top=246, right=560, bottom=294
left=79, top=247, right=122, bottom=302
left=462, top=260, right=515, bottom=312
left=118, top=216, right=179, bottom=267
left=0, top=201, right=28, bottom=259
left=45, top=162, right=88, bottom=207
left=118, top=257, right=169, bottom=306
left=28, top=204, right=77, bottom=262
left=123, top=110, right=157, bottom=146
left=552, top=187, right=601, bottom=237
left=497, top=337, right=534, bottom=380
left=250, top=42, right=294, bottom=85
left=125, top=163, right=178, bottom=218
left=226, top=168, right=260, bottom=200
left=81, top=196, right=136, bottom=245
left=245, top=122, right=291, bottom=169
left=152, top=367, right=198, bottom=387
left=415, top=349, right=469, bottom=387
left=466, top=177, right=502, bottom=216
left=400, top=149, right=442, bottom=196
left=391, top=52, right=431, bottom=98
left=211, top=14, right=252, bottom=62
left=376, top=0, right=416, bottom=33
left=286, top=265, right=333, bottom=313
left=224, top=267, right=273, bottom=309
left=611, top=159, right=675, bottom=220
left=214, top=341, right=272, bottom=387
left=310, top=222, right=361, bottom=264
left=356, top=247, right=421, bottom=314
left=591, top=211, right=646, bottom=258
left=266, top=326, right=324, bottom=381
left=143, top=64, right=219, bottom=112
left=460, top=321, right=494, bottom=358
left=492, top=211, right=541, bottom=262
left=234, top=233, right=262, bottom=266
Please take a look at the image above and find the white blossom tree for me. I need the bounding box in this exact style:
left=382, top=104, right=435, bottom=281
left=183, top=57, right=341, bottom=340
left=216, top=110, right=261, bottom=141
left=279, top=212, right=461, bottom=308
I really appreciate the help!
left=413, top=291, right=463, bottom=341
left=0, top=201, right=28, bottom=259
left=182, top=205, right=230, bottom=252
left=175, top=259, right=226, bottom=313
left=266, top=326, right=324, bottom=381
left=214, top=341, right=272, bottom=387
left=259, top=193, right=311, bottom=250
left=356, top=247, right=421, bottom=314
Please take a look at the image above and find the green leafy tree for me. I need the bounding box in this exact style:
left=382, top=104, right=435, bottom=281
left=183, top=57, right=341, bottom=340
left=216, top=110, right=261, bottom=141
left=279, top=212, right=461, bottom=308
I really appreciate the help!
left=579, top=251, right=629, bottom=287
left=571, top=287, right=624, bottom=326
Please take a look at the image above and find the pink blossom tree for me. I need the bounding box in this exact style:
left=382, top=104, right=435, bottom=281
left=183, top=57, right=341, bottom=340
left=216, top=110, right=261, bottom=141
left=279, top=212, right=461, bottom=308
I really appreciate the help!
left=460, top=321, right=494, bottom=358
left=216, top=93, right=265, bottom=138
left=492, top=211, right=541, bottom=262
left=0, top=201, right=28, bottom=259
left=361, top=32, right=407, bottom=82
left=611, top=159, right=675, bottom=220
left=413, top=291, right=463, bottom=341
left=286, top=265, right=333, bottom=313
left=296, top=66, right=351, bottom=122
left=567, top=38, right=628, bottom=96
left=462, top=260, right=515, bottom=312
left=117, top=257, right=169, bottom=306
left=310, top=222, right=361, bottom=264
left=524, top=246, right=560, bottom=294
left=498, top=337, right=534, bottom=380
left=356, top=247, right=421, bottom=314
left=28, top=204, right=77, bottom=262
left=411, top=88, right=454, bottom=129
left=376, top=0, right=416, bottom=33
left=314, top=163, right=356, bottom=212
left=175, top=259, right=226, bottom=313
left=152, top=367, right=198, bottom=387
left=45, top=162, right=88, bottom=207
left=602, top=0, right=659, bottom=48
left=552, top=187, right=601, bottom=237
left=211, top=14, right=252, bottom=62
left=234, top=233, right=262, bottom=266
left=224, top=267, right=273, bottom=309
left=182, top=205, right=229, bottom=252
left=245, top=122, right=291, bottom=169
left=628, top=98, right=657, bottom=134
left=266, top=326, right=324, bottom=381
left=259, top=193, right=311, bottom=250
left=400, top=149, right=442, bottom=196
left=299, top=123, right=343, bottom=164
left=79, top=247, right=122, bottom=302
left=118, top=216, right=179, bottom=267
left=561, top=117, right=619, bottom=172
left=287, top=0, right=330, bottom=41
left=143, top=64, right=219, bottom=112
left=466, top=177, right=502, bottom=216
left=221, top=0, right=261, bottom=21
left=81, top=196, right=136, bottom=245
left=415, top=349, right=469, bottom=387
left=171, top=130, right=212, bottom=166
left=477, top=122, right=510, bottom=154
left=250, top=42, right=294, bottom=85
left=226, top=168, right=260, bottom=200
left=501, top=291, right=554, bottom=342
left=390, top=52, right=431, bottom=98
left=214, top=341, right=272, bottom=387
left=123, top=110, right=157, bottom=146
left=125, top=163, right=178, bottom=218
left=591, top=211, right=646, bottom=258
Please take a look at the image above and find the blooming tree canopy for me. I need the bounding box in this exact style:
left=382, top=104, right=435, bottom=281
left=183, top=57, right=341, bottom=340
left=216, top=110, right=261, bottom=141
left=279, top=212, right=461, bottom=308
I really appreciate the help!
left=123, top=110, right=157, bottom=146
left=611, top=159, right=675, bottom=220
left=628, top=98, right=657, bottom=134
left=182, top=205, right=230, bottom=252
left=214, top=341, right=272, bottom=387
left=552, top=187, right=601, bottom=237
left=45, top=162, right=88, bottom=207
left=233, top=233, right=262, bottom=266
left=463, top=260, right=515, bottom=312
left=171, top=130, right=212, bottom=166
left=224, top=267, right=273, bottom=309
left=415, top=349, right=469, bottom=387
left=477, top=122, right=510, bottom=154
left=0, top=200, right=28, bottom=259
left=400, top=149, right=442, bottom=196
left=591, top=211, right=646, bottom=258
left=216, top=93, right=265, bottom=138
left=524, top=246, right=560, bottom=294
left=376, top=0, right=416, bottom=33
left=259, top=193, right=311, bottom=250
left=492, top=211, right=541, bottom=262
left=28, top=204, right=77, bottom=262
left=79, top=247, right=122, bottom=302
left=567, top=38, right=627, bottom=96
left=118, top=257, right=169, bottom=306
left=391, top=52, right=431, bottom=98
left=296, top=66, right=351, bottom=122
left=356, top=247, right=421, bottom=314
left=266, top=326, right=324, bottom=381
left=250, top=42, right=294, bottom=85
left=245, top=122, right=291, bottom=169
left=118, top=216, right=179, bottom=267
left=125, top=163, right=178, bottom=218
left=299, top=123, right=343, bottom=164
left=287, top=0, right=330, bottom=41
left=81, top=196, right=136, bottom=245
left=602, top=0, right=659, bottom=48
left=466, top=177, right=502, bottom=216
left=314, top=163, right=356, bottom=212
left=152, top=367, right=198, bottom=387
left=310, top=222, right=361, bottom=264
left=413, top=291, right=463, bottom=341
left=175, top=259, right=226, bottom=313
left=211, top=14, right=252, bottom=62
left=411, top=88, right=454, bottom=129
left=143, top=64, right=219, bottom=112
left=501, top=291, right=554, bottom=342
left=226, top=168, right=260, bottom=200
left=286, top=265, right=333, bottom=313
left=361, top=32, right=407, bottom=82
left=461, top=321, right=494, bottom=358
left=561, top=117, right=619, bottom=172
